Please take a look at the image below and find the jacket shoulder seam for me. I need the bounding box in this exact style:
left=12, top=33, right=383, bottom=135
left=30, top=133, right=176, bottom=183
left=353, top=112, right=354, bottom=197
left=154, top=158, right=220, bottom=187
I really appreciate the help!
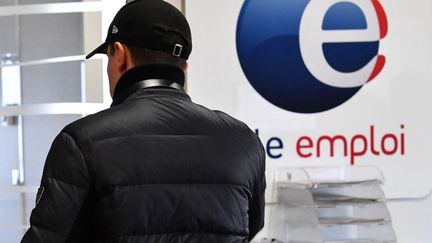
left=59, top=131, right=91, bottom=182
left=46, top=175, right=89, bottom=190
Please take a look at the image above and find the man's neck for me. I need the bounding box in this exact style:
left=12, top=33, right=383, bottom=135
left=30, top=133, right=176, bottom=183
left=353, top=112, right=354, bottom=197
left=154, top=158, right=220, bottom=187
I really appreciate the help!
left=111, top=64, right=185, bottom=106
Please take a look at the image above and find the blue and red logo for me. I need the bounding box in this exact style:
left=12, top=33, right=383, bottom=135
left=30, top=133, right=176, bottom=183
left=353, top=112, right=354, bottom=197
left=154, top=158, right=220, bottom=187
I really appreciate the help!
left=237, top=0, right=388, bottom=113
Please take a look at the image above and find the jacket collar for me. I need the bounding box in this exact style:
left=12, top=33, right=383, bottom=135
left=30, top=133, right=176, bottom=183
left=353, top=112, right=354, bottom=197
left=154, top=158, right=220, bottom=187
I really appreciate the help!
left=111, top=64, right=186, bottom=107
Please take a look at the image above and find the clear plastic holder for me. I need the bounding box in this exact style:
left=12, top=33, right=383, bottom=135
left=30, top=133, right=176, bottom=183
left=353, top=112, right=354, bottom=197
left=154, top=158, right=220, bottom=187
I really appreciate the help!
left=267, top=203, right=319, bottom=229
left=276, top=183, right=315, bottom=207
left=266, top=202, right=322, bottom=242
left=263, top=167, right=397, bottom=243
left=324, top=240, right=396, bottom=243
left=267, top=166, right=432, bottom=204
left=312, top=180, right=385, bottom=202
left=277, top=166, right=385, bottom=185
left=285, top=223, right=323, bottom=243
left=316, top=201, right=392, bottom=225
left=266, top=170, right=323, bottom=243
left=259, top=238, right=284, bottom=243
left=265, top=220, right=323, bottom=243
left=268, top=167, right=386, bottom=203
left=319, top=222, right=397, bottom=243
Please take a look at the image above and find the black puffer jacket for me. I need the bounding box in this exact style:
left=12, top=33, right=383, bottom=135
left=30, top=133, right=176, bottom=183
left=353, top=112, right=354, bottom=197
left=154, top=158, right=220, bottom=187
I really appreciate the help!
left=21, top=65, right=266, bottom=243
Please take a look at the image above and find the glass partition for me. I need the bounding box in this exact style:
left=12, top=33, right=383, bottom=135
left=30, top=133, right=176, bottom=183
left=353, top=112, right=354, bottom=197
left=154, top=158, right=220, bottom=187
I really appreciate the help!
left=0, top=1, right=117, bottom=241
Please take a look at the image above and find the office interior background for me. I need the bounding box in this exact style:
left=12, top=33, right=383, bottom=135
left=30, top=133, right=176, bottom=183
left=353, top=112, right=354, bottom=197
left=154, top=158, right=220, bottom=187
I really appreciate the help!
left=0, top=0, right=431, bottom=242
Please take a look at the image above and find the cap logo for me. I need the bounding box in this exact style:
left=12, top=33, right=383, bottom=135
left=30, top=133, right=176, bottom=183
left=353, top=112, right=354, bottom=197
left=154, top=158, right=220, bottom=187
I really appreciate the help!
left=112, top=25, right=119, bottom=34
left=172, top=44, right=183, bottom=57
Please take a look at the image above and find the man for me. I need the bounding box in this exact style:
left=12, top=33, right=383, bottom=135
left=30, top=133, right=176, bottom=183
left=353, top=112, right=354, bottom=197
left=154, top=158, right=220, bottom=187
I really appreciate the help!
left=21, top=0, right=266, bottom=242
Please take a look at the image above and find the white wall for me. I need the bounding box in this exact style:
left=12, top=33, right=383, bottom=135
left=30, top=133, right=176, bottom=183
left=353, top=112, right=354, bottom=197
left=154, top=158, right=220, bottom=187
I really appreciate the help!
left=186, top=0, right=432, bottom=242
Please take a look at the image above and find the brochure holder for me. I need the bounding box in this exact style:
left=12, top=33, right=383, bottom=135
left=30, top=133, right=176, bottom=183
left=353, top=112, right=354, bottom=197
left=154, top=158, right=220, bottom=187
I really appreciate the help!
left=261, top=167, right=398, bottom=243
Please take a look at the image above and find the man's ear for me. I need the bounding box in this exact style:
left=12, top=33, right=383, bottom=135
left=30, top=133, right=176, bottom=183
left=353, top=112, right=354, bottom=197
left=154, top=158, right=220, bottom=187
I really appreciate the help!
left=113, top=42, right=127, bottom=72
left=115, top=42, right=135, bottom=71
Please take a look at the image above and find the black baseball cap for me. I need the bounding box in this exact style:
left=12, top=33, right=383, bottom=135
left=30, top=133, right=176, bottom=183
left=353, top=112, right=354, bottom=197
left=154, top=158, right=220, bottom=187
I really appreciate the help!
left=86, top=0, right=192, bottom=59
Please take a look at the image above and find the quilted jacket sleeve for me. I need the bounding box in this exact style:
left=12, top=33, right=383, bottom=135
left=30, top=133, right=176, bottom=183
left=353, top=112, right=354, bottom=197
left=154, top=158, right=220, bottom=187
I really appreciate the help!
left=21, top=132, right=91, bottom=243
left=248, top=139, right=267, bottom=241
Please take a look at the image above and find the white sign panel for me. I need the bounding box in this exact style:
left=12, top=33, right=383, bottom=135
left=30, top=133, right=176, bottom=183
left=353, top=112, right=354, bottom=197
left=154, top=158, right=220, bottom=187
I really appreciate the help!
left=186, top=0, right=432, bottom=242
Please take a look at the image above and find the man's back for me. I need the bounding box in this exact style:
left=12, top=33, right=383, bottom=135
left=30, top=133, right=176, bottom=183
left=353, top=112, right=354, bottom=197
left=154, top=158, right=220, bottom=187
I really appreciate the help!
left=21, top=2, right=265, bottom=241
left=22, top=79, right=266, bottom=243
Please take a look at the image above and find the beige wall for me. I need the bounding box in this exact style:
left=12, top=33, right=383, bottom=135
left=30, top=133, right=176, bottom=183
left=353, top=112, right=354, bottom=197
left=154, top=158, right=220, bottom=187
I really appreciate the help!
left=83, top=0, right=104, bottom=103
left=165, top=0, right=184, bottom=12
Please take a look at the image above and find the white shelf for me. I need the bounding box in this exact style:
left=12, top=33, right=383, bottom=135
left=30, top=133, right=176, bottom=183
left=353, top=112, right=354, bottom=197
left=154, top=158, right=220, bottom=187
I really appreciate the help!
left=0, top=186, right=38, bottom=193
left=0, top=225, right=29, bottom=230
left=0, top=55, right=105, bottom=68
left=0, top=2, right=103, bottom=17
left=0, top=103, right=108, bottom=116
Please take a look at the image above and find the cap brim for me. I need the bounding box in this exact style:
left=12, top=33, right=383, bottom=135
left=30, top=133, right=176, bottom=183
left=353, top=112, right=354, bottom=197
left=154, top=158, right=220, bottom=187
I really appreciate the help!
left=85, top=42, right=108, bottom=59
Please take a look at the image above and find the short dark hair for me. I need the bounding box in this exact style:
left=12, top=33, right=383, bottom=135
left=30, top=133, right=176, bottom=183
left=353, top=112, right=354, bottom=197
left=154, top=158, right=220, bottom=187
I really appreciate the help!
left=129, top=46, right=186, bottom=68
left=108, top=32, right=188, bottom=69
